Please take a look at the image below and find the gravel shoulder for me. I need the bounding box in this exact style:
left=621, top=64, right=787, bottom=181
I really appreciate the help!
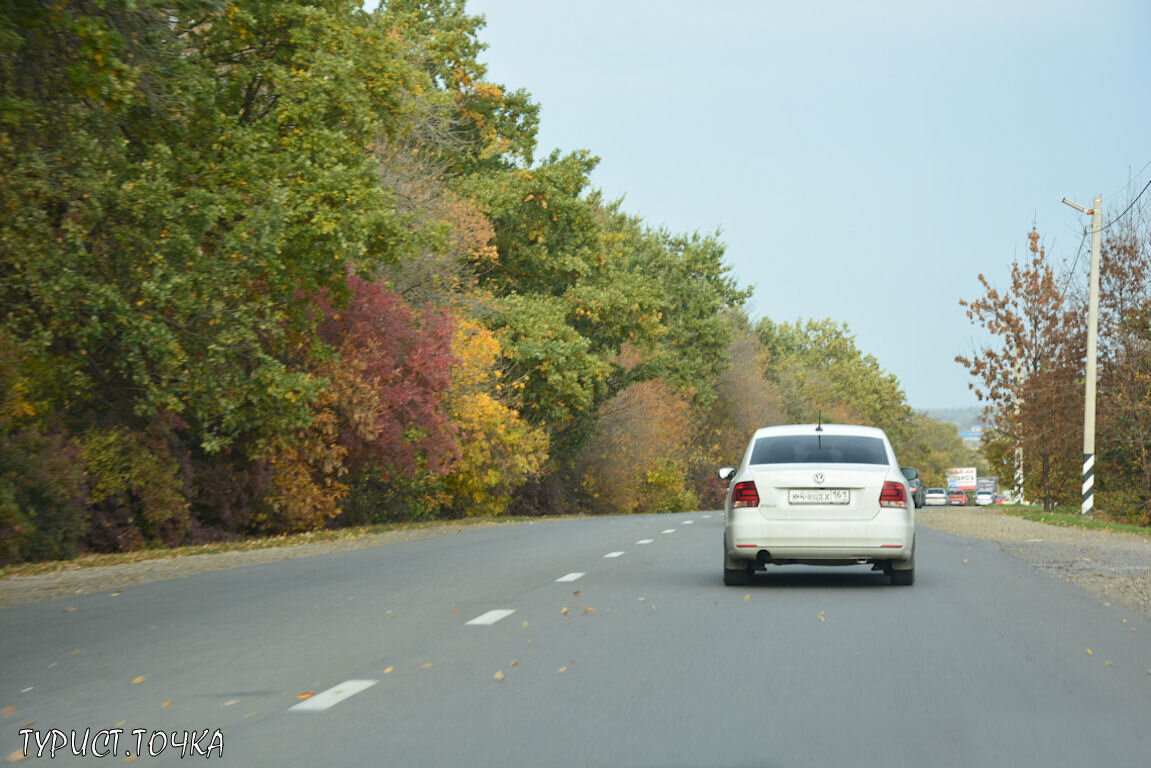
left=918, top=506, right=1151, bottom=618
left=2, top=510, right=1149, bottom=617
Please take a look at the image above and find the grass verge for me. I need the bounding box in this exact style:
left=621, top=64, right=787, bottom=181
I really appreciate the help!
left=0, top=517, right=541, bottom=580
left=1000, top=505, right=1151, bottom=538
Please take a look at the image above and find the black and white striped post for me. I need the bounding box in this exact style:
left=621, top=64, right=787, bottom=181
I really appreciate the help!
left=1064, top=194, right=1102, bottom=516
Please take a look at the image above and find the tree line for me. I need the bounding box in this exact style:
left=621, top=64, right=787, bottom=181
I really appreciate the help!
left=957, top=200, right=1151, bottom=521
left=0, top=0, right=975, bottom=564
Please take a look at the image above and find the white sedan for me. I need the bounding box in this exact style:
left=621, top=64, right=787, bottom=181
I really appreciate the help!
left=924, top=487, right=949, bottom=506
left=719, top=423, right=915, bottom=586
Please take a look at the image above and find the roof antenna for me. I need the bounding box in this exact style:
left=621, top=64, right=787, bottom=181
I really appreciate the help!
left=816, top=410, right=823, bottom=449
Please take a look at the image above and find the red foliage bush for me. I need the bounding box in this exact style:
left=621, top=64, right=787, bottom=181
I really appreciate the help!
left=318, top=274, right=458, bottom=482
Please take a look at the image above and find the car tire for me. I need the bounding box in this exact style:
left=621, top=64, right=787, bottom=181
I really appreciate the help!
left=890, top=547, right=915, bottom=586
left=723, top=563, right=752, bottom=586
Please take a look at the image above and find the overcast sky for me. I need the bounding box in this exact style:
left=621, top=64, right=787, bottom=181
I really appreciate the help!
left=382, top=1, right=1151, bottom=411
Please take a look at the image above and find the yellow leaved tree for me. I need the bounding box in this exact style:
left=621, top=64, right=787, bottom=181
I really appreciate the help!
left=443, top=317, right=548, bottom=516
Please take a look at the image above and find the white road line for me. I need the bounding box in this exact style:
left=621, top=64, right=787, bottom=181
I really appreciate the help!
left=556, top=572, right=585, bottom=582
left=466, top=609, right=516, bottom=626
left=681, top=520, right=694, bottom=525
left=701, top=514, right=711, bottom=519
left=661, top=529, right=676, bottom=534
left=636, top=539, right=654, bottom=544
left=603, top=551, right=625, bottom=558
left=288, top=679, right=378, bottom=712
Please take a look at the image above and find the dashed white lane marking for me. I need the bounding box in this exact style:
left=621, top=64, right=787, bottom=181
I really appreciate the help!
left=556, top=572, right=585, bottom=582
left=661, top=529, right=676, bottom=534
left=603, top=551, right=625, bottom=558
left=466, top=609, right=516, bottom=626
left=289, top=679, right=378, bottom=712
left=701, top=514, right=712, bottom=519
left=682, top=520, right=694, bottom=525
left=636, top=539, right=654, bottom=545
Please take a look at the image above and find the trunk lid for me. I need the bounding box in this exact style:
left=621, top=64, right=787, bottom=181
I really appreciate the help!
left=749, top=464, right=891, bottom=521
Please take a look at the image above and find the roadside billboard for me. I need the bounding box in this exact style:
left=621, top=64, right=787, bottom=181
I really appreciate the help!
left=947, top=467, right=978, bottom=491
left=977, top=476, right=999, bottom=494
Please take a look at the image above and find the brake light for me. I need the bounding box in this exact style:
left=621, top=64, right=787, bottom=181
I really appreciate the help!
left=880, top=481, right=906, bottom=508
left=732, top=481, right=759, bottom=508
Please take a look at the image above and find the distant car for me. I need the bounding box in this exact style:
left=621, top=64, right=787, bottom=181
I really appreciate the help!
left=948, top=490, right=968, bottom=506
left=718, top=423, right=915, bottom=586
left=994, top=494, right=1009, bottom=504
left=924, top=487, right=949, bottom=506
left=902, top=468, right=926, bottom=508
left=974, top=490, right=994, bottom=506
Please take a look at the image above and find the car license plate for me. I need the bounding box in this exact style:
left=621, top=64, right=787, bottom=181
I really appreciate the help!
left=788, top=489, right=850, bottom=505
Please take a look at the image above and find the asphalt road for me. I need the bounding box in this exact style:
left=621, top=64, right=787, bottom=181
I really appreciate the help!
left=3, top=512, right=1149, bottom=767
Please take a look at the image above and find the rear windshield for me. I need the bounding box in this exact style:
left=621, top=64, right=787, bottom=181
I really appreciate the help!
left=749, top=435, right=888, bottom=465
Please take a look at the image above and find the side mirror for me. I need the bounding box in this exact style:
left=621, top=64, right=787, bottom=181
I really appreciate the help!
left=718, top=467, right=736, bottom=482
left=901, top=467, right=919, bottom=481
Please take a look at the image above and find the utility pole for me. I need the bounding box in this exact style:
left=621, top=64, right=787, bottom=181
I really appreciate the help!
left=1062, top=194, right=1103, bottom=515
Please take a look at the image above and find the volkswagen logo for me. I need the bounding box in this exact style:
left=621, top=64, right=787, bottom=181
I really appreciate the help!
left=813, top=472, right=825, bottom=485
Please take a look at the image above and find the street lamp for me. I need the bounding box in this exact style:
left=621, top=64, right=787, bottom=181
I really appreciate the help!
left=1062, top=195, right=1102, bottom=515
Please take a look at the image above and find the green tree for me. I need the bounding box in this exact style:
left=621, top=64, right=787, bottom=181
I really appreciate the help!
left=756, top=317, right=913, bottom=453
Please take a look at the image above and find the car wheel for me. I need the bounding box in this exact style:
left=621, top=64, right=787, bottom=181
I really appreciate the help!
left=890, top=548, right=915, bottom=586
left=723, top=563, right=752, bottom=586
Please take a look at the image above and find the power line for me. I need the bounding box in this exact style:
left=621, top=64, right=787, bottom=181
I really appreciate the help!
left=1058, top=227, right=1089, bottom=304
left=1099, top=178, right=1151, bottom=232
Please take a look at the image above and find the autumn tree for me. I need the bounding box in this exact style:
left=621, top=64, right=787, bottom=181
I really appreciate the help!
left=1095, top=204, right=1151, bottom=522
left=956, top=228, right=1084, bottom=511
left=756, top=317, right=913, bottom=453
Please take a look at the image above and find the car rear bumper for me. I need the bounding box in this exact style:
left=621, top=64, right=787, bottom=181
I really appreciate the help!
left=725, top=507, right=914, bottom=563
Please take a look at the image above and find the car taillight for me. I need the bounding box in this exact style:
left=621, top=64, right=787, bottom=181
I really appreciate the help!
left=732, top=481, right=759, bottom=508
left=879, top=480, right=906, bottom=508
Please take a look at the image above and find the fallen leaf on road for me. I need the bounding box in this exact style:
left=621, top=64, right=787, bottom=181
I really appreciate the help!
left=573, top=591, right=581, bottom=598
left=131, top=676, right=146, bottom=685
left=64, top=607, right=75, bottom=613
left=582, top=607, right=596, bottom=614
left=1086, top=649, right=1093, bottom=655
left=421, top=663, right=433, bottom=669
left=1, top=707, right=15, bottom=717
left=6, top=749, right=26, bottom=762
left=744, top=594, right=750, bottom=601
left=109, top=590, right=122, bottom=597
left=560, top=607, right=569, bottom=615
left=223, top=700, right=238, bottom=707
left=522, top=621, right=530, bottom=629
left=452, top=604, right=458, bottom=613
left=161, top=700, right=173, bottom=709
left=296, top=691, right=314, bottom=700
left=557, top=667, right=567, bottom=673
left=494, top=670, right=506, bottom=681
left=1105, top=661, right=1112, bottom=666
left=509, top=660, right=519, bottom=667
left=384, top=667, right=393, bottom=674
